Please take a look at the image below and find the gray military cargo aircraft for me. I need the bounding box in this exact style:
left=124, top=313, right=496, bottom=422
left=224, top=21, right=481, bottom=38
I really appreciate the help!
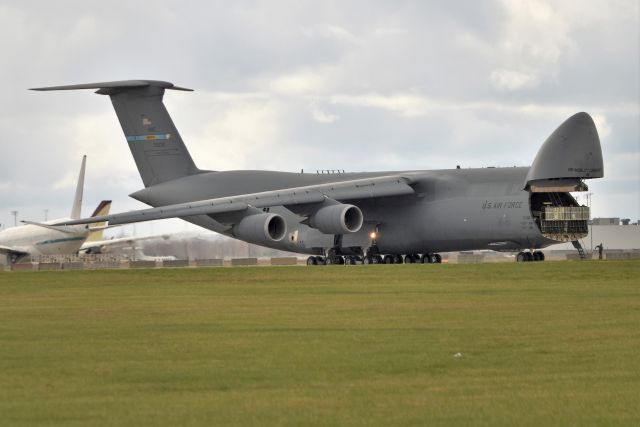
left=32, top=80, right=603, bottom=264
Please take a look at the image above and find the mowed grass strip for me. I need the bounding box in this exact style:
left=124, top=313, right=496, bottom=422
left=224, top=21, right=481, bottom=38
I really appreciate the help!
left=0, top=261, right=638, bottom=426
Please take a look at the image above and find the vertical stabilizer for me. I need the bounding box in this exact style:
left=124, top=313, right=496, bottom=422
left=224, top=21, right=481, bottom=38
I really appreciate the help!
left=85, top=200, right=112, bottom=242
left=70, top=155, right=86, bottom=219
left=31, top=80, right=201, bottom=187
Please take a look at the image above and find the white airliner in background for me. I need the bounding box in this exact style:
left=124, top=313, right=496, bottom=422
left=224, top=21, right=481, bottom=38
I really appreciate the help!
left=0, top=156, right=112, bottom=264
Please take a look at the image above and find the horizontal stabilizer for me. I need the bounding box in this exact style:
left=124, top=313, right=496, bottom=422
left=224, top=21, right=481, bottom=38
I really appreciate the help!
left=30, top=80, right=193, bottom=92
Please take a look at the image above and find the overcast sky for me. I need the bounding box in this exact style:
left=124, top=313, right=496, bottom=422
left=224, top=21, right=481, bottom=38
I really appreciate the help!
left=1, top=0, right=638, bottom=237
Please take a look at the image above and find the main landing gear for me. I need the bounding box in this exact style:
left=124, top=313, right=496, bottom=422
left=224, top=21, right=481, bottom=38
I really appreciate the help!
left=306, top=255, right=362, bottom=265
left=305, top=237, right=445, bottom=266
left=402, top=253, right=442, bottom=264
left=306, top=252, right=443, bottom=265
left=516, top=251, right=545, bottom=262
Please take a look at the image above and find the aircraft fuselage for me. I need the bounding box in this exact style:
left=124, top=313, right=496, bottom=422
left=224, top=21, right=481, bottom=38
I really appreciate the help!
left=0, top=222, right=89, bottom=260
left=130, top=166, right=560, bottom=255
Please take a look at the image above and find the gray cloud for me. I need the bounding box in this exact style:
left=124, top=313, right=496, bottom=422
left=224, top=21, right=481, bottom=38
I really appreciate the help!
left=1, top=0, right=638, bottom=233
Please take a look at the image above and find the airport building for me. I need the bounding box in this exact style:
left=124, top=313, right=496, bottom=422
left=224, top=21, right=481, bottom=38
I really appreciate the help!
left=549, top=220, right=640, bottom=251
left=540, top=219, right=640, bottom=261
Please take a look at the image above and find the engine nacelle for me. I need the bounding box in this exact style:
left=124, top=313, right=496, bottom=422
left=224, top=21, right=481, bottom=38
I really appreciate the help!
left=309, top=204, right=363, bottom=235
left=233, top=213, right=287, bottom=245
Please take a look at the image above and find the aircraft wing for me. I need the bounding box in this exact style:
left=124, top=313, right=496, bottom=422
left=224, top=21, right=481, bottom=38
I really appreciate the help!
left=0, top=245, right=30, bottom=260
left=20, top=220, right=86, bottom=233
left=53, top=175, right=416, bottom=227
left=80, top=234, right=171, bottom=254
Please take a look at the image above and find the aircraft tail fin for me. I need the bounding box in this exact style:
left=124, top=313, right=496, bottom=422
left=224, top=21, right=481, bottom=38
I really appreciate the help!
left=85, top=200, right=112, bottom=242
left=32, top=80, right=201, bottom=187
left=70, top=155, right=86, bottom=219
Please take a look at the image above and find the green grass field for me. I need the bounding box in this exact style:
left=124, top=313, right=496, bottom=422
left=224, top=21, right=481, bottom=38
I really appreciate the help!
left=1, top=260, right=639, bottom=426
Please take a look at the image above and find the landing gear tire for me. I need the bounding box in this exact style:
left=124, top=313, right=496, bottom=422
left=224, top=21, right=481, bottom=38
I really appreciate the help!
left=366, top=256, right=380, bottom=264
left=405, top=254, right=419, bottom=264
left=307, top=256, right=318, bottom=266
left=345, top=256, right=356, bottom=265
left=393, top=255, right=403, bottom=264
left=383, top=255, right=394, bottom=264
left=434, top=254, right=442, bottom=263
left=421, top=254, right=433, bottom=264
left=533, top=251, right=545, bottom=261
left=315, top=256, right=326, bottom=265
left=517, top=252, right=537, bottom=262
left=326, top=256, right=344, bottom=265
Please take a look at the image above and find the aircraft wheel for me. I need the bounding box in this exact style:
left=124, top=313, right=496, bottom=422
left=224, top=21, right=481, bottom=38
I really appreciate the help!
left=532, top=252, right=541, bottom=262
left=393, top=255, right=403, bottom=264
left=315, top=256, right=326, bottom=265
left=434, top=254, right=442, bottom=263
left=383, top=255, right=394, bottom=264
left=375, top=255, right=383, bottom=264
left=346, top=256, right=356, bottom=265
left=524, top=252, right=533, bottom=262
left=516, top=252, right=525, bottom=262
left=307, top=256, right=317, bottom=266
left=404, top=255, right=414, bottom=264
left=537, top=251, right=545, bottom=261
left=326, top=256, right=343, bottom=265
left=363, top=256, right=372, bottom=265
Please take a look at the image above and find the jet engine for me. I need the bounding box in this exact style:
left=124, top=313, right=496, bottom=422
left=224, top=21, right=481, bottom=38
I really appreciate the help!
left=309, top=204, right=363, bottom=235
left=233, top=213, right=287, bottom=245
